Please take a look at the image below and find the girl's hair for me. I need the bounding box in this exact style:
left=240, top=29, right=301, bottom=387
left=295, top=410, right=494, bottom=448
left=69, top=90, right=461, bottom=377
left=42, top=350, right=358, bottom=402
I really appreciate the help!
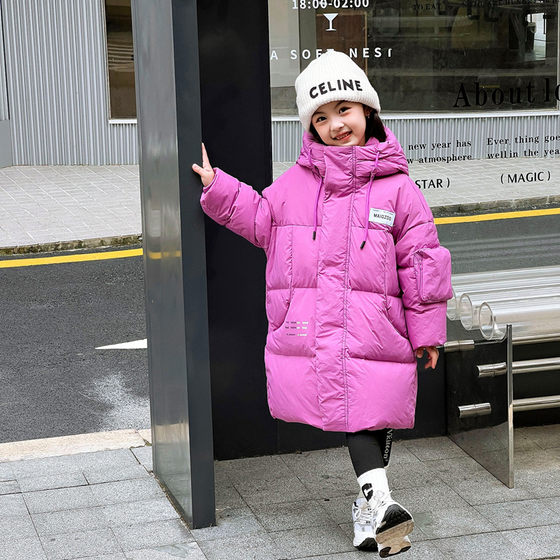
left=309, top=105, right=387, bottom=145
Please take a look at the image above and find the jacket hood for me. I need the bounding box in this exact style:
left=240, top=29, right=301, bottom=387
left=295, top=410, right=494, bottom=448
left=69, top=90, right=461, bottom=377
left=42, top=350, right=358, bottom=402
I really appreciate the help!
left=297, top=126, right=409, bottom=249
left=297, top=126, right=409, bottom=180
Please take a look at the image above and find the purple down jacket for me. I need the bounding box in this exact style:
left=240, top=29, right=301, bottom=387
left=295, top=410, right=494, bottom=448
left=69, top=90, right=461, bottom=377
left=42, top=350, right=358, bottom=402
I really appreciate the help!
left=200, top=128, right=452, bottom=432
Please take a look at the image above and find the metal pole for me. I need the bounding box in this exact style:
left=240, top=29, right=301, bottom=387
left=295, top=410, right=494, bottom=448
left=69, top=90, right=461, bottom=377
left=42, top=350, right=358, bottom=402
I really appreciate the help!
left=506, top=324, right=514, bottom=488
left=132, top=0, right=215, bottom=529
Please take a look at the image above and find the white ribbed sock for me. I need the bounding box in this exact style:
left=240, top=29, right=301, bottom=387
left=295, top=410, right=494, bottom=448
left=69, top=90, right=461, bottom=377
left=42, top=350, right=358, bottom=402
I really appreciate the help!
left=357, top=468, right=391, bottom=504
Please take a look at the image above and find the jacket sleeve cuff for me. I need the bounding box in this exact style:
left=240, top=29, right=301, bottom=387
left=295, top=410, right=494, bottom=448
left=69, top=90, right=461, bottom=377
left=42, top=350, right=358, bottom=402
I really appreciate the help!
left=199, top=167, right=241, bottom=225
left=405, top=301, right=447, bottom=350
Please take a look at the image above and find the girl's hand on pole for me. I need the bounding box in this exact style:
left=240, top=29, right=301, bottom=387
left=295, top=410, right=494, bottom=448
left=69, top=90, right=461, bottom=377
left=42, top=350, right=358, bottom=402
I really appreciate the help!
left=415, top=346, right=439, bottom=369
left=192, top=142, right=215, bottom=187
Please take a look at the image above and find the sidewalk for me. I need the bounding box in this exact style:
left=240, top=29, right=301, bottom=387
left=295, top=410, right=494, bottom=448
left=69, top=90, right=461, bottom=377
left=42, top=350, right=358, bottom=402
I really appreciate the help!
left=1, top=158, right=559, bottom=253
left=1, top=426, right=559, bottom=559
left=0, top=166, right=141, bottom=253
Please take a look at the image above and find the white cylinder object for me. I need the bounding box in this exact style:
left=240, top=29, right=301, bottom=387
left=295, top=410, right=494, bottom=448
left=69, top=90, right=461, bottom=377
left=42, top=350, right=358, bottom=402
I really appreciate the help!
left=448, top=270, right=560, bottom=320
left=478, top=299, right=560, bottom=340
left=452, top=265, right=560, bottom=287
left=459, top=285, right=560, bottom=329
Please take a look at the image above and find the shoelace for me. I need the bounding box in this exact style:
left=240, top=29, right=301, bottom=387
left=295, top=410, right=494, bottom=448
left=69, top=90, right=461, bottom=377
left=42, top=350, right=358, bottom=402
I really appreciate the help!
left=355, top=502, right=375, bottom=525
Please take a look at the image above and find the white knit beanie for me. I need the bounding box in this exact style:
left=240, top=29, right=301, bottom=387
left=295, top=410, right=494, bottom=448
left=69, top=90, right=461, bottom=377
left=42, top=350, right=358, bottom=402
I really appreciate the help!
left=295, top=50, right=381, bottom=131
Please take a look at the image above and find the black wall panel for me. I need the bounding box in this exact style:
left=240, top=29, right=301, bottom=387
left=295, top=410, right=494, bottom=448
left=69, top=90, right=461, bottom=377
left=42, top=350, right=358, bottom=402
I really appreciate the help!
left=196, top=0, right=447, bottom=460
left=197, top=0, right=277, bottom=460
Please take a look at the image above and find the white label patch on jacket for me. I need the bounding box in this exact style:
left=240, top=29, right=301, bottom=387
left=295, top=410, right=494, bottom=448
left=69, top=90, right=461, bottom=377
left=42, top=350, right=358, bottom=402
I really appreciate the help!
left=369, top=208, right=395, bottom=227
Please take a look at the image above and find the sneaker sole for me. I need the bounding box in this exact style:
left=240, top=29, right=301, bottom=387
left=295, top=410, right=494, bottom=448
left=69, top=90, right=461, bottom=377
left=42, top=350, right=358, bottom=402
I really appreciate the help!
left=354, top=536, right=378, bottom=551
left=375, top=504, right=414, bottom=547
left=379, top=539, right=411, bottom=558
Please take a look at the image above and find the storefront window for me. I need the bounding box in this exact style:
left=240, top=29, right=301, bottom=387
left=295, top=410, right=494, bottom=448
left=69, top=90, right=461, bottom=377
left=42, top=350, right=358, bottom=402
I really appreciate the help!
left=104, top=0, right=136, bottom=119
left=269, top=0, right=559, bottom=115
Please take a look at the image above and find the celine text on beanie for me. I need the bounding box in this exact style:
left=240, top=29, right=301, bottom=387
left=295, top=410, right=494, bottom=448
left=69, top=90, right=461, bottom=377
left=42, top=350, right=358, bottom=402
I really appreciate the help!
left=295, top=50, right=381, bottom=132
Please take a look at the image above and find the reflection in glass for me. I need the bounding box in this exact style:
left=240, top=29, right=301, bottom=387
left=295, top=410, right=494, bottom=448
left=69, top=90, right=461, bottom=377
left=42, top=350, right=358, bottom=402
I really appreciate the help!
left=105, top=0, right=136, bottom=119
left=270, top=1, right=560, bottom=114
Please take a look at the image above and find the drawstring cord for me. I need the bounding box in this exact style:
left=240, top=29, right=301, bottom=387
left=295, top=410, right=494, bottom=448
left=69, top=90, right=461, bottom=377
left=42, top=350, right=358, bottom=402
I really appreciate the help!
left=360, top=151, right=380, bottom=250
left=310, top=149, right=380, bottom=246
left=312, top=175, right=323, bottom=240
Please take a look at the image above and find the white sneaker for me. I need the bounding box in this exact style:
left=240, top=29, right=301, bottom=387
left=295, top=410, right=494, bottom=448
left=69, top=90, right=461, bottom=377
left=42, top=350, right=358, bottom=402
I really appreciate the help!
left=372, top=498, right=414, bottom=558
left=352, top=497, right=378, bottom=551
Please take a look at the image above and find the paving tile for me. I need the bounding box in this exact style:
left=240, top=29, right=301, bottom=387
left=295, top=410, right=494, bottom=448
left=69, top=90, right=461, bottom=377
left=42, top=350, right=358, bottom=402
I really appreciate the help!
left=295, top=470, right=359, bottom=499
left=0, top=537, right=47, bottom=560
left=392, top=484, right=470, bottom=514
left=0, top=493, right=30, bottom=517
left=81, top=555, right=126, bottom=560
left=318, top=495, right=357, bottom=524
left=218, top=455, right=292, bottom=483
left=89, top=477, right=164, bottom=505
left=249, top=498, right=332, bottom=532
left=24, top=485, right=98, bottom=514
left=475, top=498, right=560, bottom=531
left=388, top=460, right=443, bottom=490
left=131, top=447, right=152, bottom=471
left=18, top=472, right=88, bottom=493
left=112, top=518, right=192, bottom=551
left=269, top=523, right=354, bottom=559
left=449, top=473, right=534, bottom=506
left=0, top=480, right=20, bottom=494
left=425, top=456, right=493, bottom=486
left=83, top=464, right=150, bottom=485
left=296, top=553, right=369, bottom=560
left=101, top=498, right=179, bottom=527
left=404, top=437, right=468, bottom=461
left=233, top=475, right=311, bottom=506
left=0, top=462, right=15, bottom=481
left=214, top=481, right=246, bottom=509
left=32, top=507, right=108, bottom=536
left=514, top=448, right=560, bottom=473
left=9, top=455, right=82, bottom=479
left=125, top=542, right=206, bottom=559
left=197, top=532, right=283, bottom=560
left=517, top=424, right=560, bottom=449
left=69, top=449, right=140, bottom=471
left=432, top=531, right=529, bottom=560
left=415, top=506, right=495, bottom=538
left=280, top=447, right=355, bottom=477
left=542, top=496, right=560, bottom=514
left=0, top=514, right=38, bottom=542
left=190, top=506, right=263, bottom=542
left=40, top=527, right=121, bottom=560
left=84, top=555, right=126, bottom=560
left=388, top=442, right=424, bottom=465
left=339, top=529, right=448, bottom=560
left=501, top=524, right=560, bottom=558
left=513, top=469, right=560, bottom=499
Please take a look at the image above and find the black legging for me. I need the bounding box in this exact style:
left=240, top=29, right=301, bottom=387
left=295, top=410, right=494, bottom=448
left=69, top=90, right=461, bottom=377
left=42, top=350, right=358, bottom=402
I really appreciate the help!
left=346, top=429, right=393, bottom=477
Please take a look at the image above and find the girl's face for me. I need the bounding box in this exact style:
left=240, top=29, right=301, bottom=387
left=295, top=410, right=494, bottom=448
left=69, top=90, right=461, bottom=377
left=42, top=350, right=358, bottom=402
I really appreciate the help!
left=311, top=101, right=371, bottom=147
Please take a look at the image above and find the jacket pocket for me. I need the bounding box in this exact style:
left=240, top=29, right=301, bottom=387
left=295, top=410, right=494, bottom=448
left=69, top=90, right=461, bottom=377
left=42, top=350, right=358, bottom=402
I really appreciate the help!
left=266, top=289, right=290, bottom=331
left=413, top=246, right=453, bottom=303
left=385, top=295, right=408, bottom=339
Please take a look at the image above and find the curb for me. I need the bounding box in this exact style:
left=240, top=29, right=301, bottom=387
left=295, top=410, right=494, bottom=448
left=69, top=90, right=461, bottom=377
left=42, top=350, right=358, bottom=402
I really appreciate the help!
left=0, top=234, right=142, bottom=256
left=1, top=195, right=559, bottom=254
left=0, top=428, right=152, bottom=463
left=431, top=195, right=560, bottom=218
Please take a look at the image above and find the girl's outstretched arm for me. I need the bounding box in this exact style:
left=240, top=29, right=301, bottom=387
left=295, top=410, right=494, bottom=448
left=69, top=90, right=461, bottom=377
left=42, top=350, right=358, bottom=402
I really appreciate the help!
left=192, top=143, right=273, bottom=250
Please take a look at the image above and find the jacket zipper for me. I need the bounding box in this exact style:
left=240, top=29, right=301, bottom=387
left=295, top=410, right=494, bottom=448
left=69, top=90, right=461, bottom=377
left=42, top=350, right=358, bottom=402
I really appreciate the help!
left=341, top=147, right=356, bottom=430
left=414, top=250, right=423, bottom=301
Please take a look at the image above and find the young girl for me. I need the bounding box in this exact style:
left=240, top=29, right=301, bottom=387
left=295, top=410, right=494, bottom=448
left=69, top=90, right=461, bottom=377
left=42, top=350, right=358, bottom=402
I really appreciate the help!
left=192, top=50, right=452, bottom=557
